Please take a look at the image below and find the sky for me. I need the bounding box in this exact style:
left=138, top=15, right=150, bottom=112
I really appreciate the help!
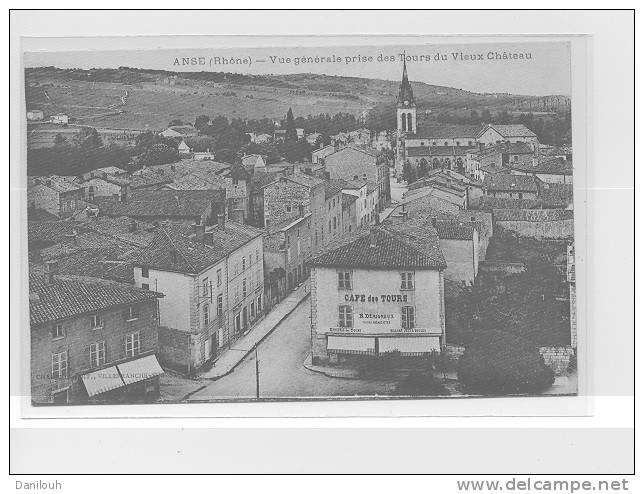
left=24, top=41, right=571, bottom=96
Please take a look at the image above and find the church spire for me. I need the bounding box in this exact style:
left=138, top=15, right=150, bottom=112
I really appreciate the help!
left=397, top=55, right=415, bottom=108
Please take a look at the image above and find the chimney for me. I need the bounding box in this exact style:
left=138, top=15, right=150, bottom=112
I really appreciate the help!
left=44, top=260, right=59, bottom=284
left=368, top=229, right=377, bottom=248
left=119, top=184, right=130, bottom=203
left=203, top=231, right=215, bottom=246
left=129, top=219, right=137, bottom=232
left=217, top=213, right=225, bottom=229
left=192, top=222, right=205, bottom=242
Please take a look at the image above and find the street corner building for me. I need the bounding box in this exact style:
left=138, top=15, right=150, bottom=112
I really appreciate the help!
left=29, top=265, right=165, bottom=405
left=307, top=222, right=448, bottom=365
left=131, top=218, right=265, bottom=374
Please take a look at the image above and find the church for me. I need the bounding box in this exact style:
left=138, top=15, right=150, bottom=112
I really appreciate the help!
left=393, top=61, right=539, bottom=178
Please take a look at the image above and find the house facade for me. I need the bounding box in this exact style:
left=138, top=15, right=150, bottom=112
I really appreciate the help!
left=309, top=224, right=447, bottom=365
left=28, top=177, right=86, bottom=219
left=132, top=221, right=264, bottom=373
left=30, top=267, right=164, bottom=404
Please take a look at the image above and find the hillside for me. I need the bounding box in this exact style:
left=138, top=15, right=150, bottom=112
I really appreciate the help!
left=24, top=67, right=568, bottom=131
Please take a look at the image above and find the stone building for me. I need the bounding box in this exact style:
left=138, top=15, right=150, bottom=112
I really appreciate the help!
left=482, top=174, right=540, bottom=200
left=28, top=176, right=85, bottom=219
left=322, top=145, right=390, bottom=211
left=308, top=222, right=447, bottom=365
left=29, top=265, right=164, bottom=404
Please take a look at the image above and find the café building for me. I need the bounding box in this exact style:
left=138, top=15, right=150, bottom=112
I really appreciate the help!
left=308, top=222, right=447, bottom=364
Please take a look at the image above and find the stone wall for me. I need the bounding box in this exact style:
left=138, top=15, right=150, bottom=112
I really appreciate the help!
left=539, top=345, right=575, bottom=375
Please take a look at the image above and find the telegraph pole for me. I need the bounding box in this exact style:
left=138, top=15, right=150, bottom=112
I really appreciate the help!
left=254, top=343, right=260, bottom=400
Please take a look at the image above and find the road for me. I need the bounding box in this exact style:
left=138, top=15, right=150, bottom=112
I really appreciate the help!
left=187, top=298, right=399, bottom=400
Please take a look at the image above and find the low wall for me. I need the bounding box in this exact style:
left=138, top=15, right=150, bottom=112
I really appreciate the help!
left=479, top=261, right=526, bottom=274
left=539, top=345, right=575, bottom=375
left=493, top=209, right=574, bottom=240
left=444, top=344, right=574, bottom=376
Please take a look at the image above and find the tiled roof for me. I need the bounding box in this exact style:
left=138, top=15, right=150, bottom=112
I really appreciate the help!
left=483, top=174, right=540, bottom=192
left=342, top=193, right=358, bottom=208
left=406, top=145, right=472, bottom=157
left=251, top=171, right=279, bottom=190
left=482, top=124, right=537, bottom=138
left=309, top=223, right=446, bottom=270
left=275, top=173, right=325, bottom=189
left=93, top=189, right=226, bottom=218
left=414, top=123, right=482, bottom=139
left=538, top=183, right=574, bottom=208
left=35, top=176, right=83, bottom=193
left=493, top=208, right=574, bottom=222
left=28, top=221, right=84, bottom=244
left=54, top=246, right=140, bottom=284
left=324, top=180, right=345, bottom=200
left=27, top=208, right=60, bottom=222
left=506, top=156, right=573, bottom=175
left=29, top=272, right=162, bottom=325
left=132, top=221, right=262, bottom=274
left=471, top=141, right=535, bottom=159
left=478, top=196, right=539, bottom=210
left=434, top=220, right=477, bottom=240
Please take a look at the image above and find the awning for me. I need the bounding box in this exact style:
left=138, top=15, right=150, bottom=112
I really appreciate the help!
left=81, top=366, right=125, bottom=397
left=327, top=336, right=376, bottom=354
left=117, top=355, right=164, bottom=386
left=378, top=336, right=440, bottom=355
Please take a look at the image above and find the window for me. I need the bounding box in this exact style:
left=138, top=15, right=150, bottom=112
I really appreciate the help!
left=328, top=220, right=331, bottom=233
left=257, top=294, right=262, bottom=312
left=242, top=257, right=246, bottom=271
left=52, top=323, right=65, bottom=339
left=141, top=267, right=149, bottom=278
left=90, top=314, right=102, bottom=329
left=333, top=217, right=337, bottom=230
left=126, top=305, right=139, bottom=321
left=217, top=269, right=222, bottom=286
left=202, top=277, right=209, bottom=296
left=217, top=294, right=223, bottom=316
left=286, top=205, right=292, bottom=213
left=339, top=305, right=353, bottom=327
left=202, top=304, right=210, bottom=327
left=125, top=332, right=140, bottom=357
left=242, top=279, right=247, bottom=297
left=400, top=272, right=414, bottom=290
left=89, top=341, right=106, bottom=368
left=402, top=306, right=415, bottom=329
left=142, top=283, right=150, bottom=290
left=51, top=351, right=67, bottom=378
left=250, top=302, right=256, bottom=319
left=338, top=271, right=352, bottom=289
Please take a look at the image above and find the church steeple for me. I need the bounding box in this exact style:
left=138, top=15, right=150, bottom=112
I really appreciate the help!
left=397, top=57, right=415, bottom=109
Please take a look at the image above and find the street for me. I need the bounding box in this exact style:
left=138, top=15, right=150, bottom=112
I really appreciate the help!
left=186, top=298, right=399, bottom=400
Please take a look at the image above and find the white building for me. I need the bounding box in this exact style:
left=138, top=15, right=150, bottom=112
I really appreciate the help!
left=309, top=223, right=447, bottom=365
left=51, top=113, right=69, bottom=124
left=133, top=220, right=264, bottom=373
left=27, top=109, right=44, bottom=121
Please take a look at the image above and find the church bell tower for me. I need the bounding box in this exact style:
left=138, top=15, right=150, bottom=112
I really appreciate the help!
left=395, top=57, right=416, bottom=177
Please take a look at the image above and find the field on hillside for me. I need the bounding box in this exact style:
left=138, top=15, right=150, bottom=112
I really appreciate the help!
left=25, top=67, right=565, bottom=132
left=26, top=75, right=375, bottom=131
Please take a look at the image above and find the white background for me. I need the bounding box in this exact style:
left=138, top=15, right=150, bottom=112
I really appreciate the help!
left=6, top=6, right=636, bottom=487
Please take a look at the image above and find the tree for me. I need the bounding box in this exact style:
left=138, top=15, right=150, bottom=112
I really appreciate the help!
left=194, top=115, right=211, bottom=132
left=74, top=127, right=103, bottom=149
left=402, top=161, right=416, bottom=183
left=481, top=109, right=492, bottom=123
left=418, top=158, right=428, bottom=177
left=396, top=371, right=449, bottom=396
left=168, top=119, right=184, bottom=127
left=53, top=133, right=66, bottom=146
left=458, top=330, right=555, bottom=395
left=284, top=108, right=298, bottom=142
left=140, top=143, right=179, bottom=166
